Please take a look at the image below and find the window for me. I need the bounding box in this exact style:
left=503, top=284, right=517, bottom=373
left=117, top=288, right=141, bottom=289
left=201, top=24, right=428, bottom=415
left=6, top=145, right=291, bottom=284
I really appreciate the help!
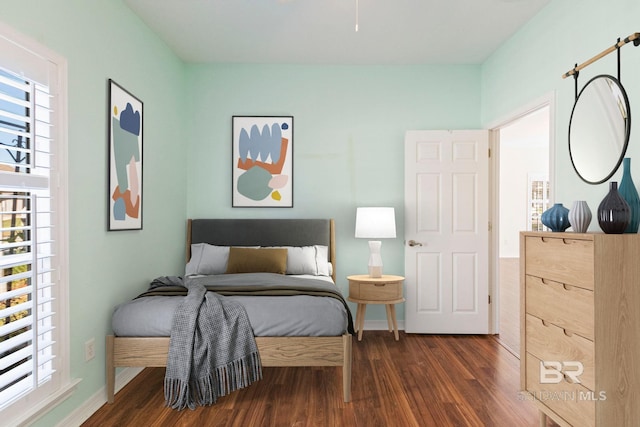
left=528, top=173, right=549, bottom=231
left=0, top=22, right=71, bottom=425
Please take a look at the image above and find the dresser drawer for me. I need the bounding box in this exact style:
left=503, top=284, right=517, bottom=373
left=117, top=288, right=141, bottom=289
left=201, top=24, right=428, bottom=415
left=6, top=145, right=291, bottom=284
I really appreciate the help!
left=525, top=352, right=595, bottom=427
left=525, top=313, right=595, bottom=391
left=525, top=236, right=594, bottom=290
left=349, top=281, right=402, bottom=301
left=525, top=275, right=594, bottom=340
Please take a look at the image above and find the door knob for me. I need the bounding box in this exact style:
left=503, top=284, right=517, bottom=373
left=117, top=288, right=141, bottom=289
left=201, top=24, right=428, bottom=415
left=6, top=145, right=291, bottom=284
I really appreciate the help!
left=408, top=239, right=423, bottom=247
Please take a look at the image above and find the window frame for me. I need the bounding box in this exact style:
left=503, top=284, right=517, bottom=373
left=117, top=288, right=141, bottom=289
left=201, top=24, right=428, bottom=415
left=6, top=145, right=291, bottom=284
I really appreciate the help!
left=0, top=20, right=73, bottom=426
left=527, top=172, right=550, bottom=232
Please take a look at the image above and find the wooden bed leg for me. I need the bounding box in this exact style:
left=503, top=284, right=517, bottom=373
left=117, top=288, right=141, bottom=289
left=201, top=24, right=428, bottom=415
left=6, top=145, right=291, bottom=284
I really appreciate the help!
left=106, top=335, right=116, bottom=404
left=343, top=334, right=352, bottom=402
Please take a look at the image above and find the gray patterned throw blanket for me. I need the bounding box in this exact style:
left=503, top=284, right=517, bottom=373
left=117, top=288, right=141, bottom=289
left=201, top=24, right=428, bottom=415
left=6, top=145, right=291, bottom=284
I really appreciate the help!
left=164, top=278, right=262, bottom=410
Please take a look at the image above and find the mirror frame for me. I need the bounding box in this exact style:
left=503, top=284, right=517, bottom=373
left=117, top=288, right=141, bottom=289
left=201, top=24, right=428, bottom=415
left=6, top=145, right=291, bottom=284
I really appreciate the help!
left=568, top=74, right=631, bottom=185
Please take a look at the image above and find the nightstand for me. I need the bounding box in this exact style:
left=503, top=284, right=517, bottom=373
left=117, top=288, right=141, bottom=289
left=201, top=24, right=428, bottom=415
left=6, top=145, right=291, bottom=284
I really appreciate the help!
left=347, top=274, right=405, bottom=341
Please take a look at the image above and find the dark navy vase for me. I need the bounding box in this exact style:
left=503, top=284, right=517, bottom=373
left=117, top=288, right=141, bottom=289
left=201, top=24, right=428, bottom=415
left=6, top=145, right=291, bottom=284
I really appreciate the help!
left=597, top=181, right=631, bottom=234
left=541, top=203, right=571, bottom=232
left=618, top=158, right=640, bottom=233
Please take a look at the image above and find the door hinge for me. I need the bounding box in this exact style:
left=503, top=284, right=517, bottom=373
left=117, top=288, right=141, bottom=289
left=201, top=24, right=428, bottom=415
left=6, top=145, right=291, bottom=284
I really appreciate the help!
left=488, top=221, right=492, bottom=232
left=488, top=148, right=491, bottom=158
left=488, top=295, right=492, bottom=304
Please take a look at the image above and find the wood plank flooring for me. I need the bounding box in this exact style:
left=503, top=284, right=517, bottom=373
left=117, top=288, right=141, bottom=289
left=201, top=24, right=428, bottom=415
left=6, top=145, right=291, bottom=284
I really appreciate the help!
left=84, top=332, right=552, bottom=427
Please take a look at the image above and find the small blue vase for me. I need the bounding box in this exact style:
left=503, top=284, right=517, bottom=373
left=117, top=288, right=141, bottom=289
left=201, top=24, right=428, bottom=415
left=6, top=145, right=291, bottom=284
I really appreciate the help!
left=541, top=203, right=571, bottom=232
left=618, top=158, right=640, bottom=233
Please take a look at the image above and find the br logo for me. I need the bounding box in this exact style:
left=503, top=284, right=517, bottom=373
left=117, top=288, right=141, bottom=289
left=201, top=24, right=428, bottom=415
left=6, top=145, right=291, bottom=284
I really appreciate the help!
left=539, top=361, right=584, bottom=384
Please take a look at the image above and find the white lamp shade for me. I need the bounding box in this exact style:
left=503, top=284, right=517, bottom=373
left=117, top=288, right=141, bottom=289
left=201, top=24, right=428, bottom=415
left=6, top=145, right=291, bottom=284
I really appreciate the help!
left=355, top=207, right=396, bottom=239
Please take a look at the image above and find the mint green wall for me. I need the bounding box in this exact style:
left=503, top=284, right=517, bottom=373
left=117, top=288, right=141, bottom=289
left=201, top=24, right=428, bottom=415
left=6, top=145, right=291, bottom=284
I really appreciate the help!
left=482, top=0, right=640, bottom=217
left=185, top=63, right=481, bottom=320
left=1, top=1, right=186, bottom=426
left=6, top=0, right=639, bottom=424
left=1, top=2, right=481, bottom=424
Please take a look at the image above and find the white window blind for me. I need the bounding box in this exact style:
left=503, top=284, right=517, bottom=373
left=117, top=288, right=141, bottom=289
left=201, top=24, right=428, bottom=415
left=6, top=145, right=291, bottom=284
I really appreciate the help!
left=0, top=66, right=56, bottom=408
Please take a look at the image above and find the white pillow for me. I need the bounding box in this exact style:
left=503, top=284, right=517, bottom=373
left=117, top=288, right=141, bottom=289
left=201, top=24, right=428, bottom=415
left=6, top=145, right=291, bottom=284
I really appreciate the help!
left=185, top=243, right=230, bottom=275
left=283, top=246, right=317, bottom=275
left=314, top=245, right=330, bottom=276
left=269, top=245, right=330, bottom=276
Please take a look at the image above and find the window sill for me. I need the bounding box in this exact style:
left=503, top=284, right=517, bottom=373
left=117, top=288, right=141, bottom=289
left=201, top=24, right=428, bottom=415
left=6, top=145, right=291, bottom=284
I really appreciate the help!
left=10, top=378, right=82, bottom=427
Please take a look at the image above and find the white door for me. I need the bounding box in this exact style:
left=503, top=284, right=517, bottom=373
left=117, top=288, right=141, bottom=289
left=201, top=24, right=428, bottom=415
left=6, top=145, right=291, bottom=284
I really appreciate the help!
left=404, top=130, right=489, bottom=334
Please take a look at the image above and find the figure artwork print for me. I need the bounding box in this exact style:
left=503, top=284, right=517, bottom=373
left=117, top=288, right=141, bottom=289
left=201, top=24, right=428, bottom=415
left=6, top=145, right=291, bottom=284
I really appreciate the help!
left=108, top=79, right=143, bottom=230
left=232, top=116, right=293, bottom=207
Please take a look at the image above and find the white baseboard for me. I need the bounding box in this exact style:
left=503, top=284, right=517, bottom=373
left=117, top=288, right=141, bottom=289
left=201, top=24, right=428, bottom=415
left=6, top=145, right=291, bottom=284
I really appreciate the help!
left=55, top=367, right=144, bottom=427
left=363, top=319, right=405, bottom=331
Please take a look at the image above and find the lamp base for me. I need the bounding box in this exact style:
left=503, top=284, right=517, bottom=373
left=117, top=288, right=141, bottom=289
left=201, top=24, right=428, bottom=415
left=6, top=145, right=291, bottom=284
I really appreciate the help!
left=367, top=240, right=383, bottom=278
left=368, top=265, right=383, bottom=278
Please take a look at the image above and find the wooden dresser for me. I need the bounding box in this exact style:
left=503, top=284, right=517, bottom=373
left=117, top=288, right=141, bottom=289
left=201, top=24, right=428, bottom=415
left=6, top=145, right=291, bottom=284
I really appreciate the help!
left=520, top=231, right=640, bottom=427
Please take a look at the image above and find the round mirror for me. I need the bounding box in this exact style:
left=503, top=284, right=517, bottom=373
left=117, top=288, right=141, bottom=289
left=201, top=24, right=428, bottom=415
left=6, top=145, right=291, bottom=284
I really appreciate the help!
left=569, top=74, right=631, bottom=184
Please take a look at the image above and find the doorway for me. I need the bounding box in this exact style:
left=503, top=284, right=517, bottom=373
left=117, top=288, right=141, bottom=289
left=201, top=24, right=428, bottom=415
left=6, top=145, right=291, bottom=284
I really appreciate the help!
left=491, top=102, right=552, bottom=355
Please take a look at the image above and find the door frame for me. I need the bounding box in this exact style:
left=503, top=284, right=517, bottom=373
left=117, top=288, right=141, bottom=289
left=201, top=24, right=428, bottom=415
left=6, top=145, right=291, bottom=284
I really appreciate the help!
left=486, top=92, right=556, bottom=334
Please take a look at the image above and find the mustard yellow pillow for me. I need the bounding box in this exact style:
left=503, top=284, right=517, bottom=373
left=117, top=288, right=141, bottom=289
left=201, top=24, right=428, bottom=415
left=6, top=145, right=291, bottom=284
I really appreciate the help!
left=225, top=247, right=288, bottom=274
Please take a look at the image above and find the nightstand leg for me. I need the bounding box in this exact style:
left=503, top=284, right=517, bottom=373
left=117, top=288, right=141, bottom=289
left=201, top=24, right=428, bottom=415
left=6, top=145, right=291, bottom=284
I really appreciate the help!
left=385, top=304, right=393, bottom=332
left=357, top=303, right=367, bottom=341
left=389, top=304, right=399, bottom=340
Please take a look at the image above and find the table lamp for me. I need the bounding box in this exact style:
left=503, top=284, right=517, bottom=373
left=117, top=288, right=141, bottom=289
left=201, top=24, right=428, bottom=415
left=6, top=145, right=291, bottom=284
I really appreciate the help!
left=355, top=207, right=396, bottom=278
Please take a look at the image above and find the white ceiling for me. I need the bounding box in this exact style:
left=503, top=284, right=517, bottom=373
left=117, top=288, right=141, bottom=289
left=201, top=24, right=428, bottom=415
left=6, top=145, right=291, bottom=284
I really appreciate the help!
left=124, top=0, right=550, bottom=65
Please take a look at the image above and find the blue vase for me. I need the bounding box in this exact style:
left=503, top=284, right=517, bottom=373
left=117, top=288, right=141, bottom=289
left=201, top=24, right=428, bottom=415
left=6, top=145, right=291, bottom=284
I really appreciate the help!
left=597, top=181, right=631, bottom=234
left=618, top=158, right=640, bottom=233
left=541, top=203, right=571, bottom=232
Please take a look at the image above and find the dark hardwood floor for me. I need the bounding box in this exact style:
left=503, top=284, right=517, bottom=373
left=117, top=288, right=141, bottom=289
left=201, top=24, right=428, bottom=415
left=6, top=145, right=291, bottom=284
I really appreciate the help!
left=84, top=332, right=550, bottom=427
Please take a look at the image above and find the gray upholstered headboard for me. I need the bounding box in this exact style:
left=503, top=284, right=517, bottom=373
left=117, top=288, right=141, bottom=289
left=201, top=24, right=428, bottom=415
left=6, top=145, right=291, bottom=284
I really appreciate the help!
left=186, top=219, right=336, bottom=281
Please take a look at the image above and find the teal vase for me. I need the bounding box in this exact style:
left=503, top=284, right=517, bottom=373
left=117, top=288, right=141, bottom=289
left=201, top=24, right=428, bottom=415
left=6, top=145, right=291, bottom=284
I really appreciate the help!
left=618, top=158, right=640, bottom=233
left=541, top=203, right=571, bottom=232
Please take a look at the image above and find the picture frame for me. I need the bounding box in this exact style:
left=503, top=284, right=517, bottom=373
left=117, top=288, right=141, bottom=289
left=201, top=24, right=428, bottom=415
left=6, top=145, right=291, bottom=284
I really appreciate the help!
left=232, top=116, right=293, bottom=207
left=108, top=79, right=143, bottom=230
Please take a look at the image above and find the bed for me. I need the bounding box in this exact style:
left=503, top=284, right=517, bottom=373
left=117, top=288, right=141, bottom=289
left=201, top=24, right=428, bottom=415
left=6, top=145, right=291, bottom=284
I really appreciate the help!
left=106, top=218, right=353, bottom=404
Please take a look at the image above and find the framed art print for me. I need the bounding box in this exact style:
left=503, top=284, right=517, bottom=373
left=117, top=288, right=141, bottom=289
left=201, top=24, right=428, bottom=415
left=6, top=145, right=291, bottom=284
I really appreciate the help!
left=108, top=79, right=143, bottom=230
left=232, top=116, right=293, bottom=207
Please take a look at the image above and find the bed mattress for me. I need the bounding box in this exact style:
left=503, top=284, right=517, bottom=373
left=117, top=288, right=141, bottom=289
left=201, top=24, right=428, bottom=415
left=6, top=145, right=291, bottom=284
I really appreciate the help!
left=112, top=275, right=349, bottom=337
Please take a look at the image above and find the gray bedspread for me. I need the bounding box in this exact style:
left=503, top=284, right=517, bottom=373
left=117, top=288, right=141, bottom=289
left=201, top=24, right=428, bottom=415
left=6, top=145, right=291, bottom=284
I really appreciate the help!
left=112, top=273, right=353, bottom=337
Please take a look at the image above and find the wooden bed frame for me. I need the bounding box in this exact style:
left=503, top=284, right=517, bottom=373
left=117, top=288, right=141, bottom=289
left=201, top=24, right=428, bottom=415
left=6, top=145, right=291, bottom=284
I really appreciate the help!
left=106, top=218, right=352, bottom=403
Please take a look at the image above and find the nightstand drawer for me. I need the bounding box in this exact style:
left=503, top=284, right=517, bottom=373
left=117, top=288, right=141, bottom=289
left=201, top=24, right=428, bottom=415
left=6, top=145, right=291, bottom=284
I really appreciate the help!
left=524, top=236, right=594, bottom=290
left=525, top=313, right=595, bottom=391
left=525, top=275, right=594, bottom=340
left=349, top=281, right=402, bottom=301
